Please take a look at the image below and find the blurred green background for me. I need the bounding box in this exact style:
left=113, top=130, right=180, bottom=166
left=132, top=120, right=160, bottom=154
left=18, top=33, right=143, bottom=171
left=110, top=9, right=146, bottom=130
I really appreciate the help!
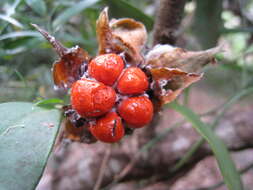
left=0, top=0, right=253, bottom=103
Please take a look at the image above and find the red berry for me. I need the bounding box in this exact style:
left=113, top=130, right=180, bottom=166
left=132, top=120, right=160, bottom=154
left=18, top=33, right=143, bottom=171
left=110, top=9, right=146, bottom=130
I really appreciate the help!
left=71, top=78, right=116, bottom=117
left=90, top=112, right=125, bottom=143
left=88, top=53, right=124, bottom=86
left=117, top=67, right=149, bottom=95
left=118, top=96, right=153, bottom=128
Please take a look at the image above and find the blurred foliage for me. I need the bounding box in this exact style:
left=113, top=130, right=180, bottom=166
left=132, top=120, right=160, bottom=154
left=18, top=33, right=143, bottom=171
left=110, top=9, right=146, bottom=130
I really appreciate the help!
left=192, top=0, right=223, bottom=49
left=0, top=0, right=252, bottom=103
left=0, top=0, right=154, bottom=103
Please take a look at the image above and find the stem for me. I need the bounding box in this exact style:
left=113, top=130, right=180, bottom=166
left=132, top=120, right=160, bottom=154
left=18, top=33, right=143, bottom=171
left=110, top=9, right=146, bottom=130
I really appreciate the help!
left=93, top=145, right=112, bottom=190
left=153, top=0, right=186, bottom=45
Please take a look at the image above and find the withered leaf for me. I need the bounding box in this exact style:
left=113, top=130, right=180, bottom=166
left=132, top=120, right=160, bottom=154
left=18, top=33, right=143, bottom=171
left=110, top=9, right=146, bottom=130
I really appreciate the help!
left=53, top=47, right=89, bottom=89
left=96, top=7, right=113, bottom=54
left=110, top=18, right=147, bottom=53
left=146, top=45, right=220, bottom=73
left=32, top=24, right=90, bottom=89
left=96, top=7, right=147, bottom=65
left=150, top=67, right=202, bottom=106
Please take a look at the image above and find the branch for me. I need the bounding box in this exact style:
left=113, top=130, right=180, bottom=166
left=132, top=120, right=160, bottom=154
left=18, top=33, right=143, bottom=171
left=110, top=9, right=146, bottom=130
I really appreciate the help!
left=153, top=0, right=186, bottom=45
left=93, top=145, right=112, bottom=190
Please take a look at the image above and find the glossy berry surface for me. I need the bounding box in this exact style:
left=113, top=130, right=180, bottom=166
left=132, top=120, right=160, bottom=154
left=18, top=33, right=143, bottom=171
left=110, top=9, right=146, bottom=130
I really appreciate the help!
left=117, top=67, right=149, bottom=95
left=88, top=53, right=124, bottom=86
left=71, top=78, right=116, bottom=117
left=69, top=52, right=153, bottom=143
left=118, top=96, right=154, bottom=128
left=90, top=112, right=125, bottom=143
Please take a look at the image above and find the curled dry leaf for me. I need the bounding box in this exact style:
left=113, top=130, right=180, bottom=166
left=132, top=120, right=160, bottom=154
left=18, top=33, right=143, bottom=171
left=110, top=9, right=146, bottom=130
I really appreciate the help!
left=150, top=68, right=202, bottom=106
left=31, top=24, right=90, bottom=89
left=96, top=7, right=146, bottom=65
left=53, top=47, right=89, bottom=89
left=110, top=18, right=147, bottom=53
left=145, top=44, right=220, bottom=107
left=145, top=45, right=220, bottom=73
left=96, top=7, right=113, bottom=54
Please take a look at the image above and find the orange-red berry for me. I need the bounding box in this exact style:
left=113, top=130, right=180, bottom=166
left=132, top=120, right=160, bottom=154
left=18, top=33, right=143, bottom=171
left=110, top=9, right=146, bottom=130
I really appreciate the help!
left=69, top=52, right=155, bottom=143
left=117, top=67, right=149, bottom=95
left=71, top=78, right=116, bottom=117
left=89, top=112, right=125, bottom=143
left=118, top=96, right=153, bottom=128
left=88, top=53, right=124, bottom=86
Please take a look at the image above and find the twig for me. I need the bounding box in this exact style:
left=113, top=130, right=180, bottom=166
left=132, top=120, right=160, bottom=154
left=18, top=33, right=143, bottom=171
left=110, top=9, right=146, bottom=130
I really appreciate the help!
left=93, top=145, right=112, bottom=190
left=31, top=23, right=67, bottom=57
left=153, top=0, right=186, bottom=45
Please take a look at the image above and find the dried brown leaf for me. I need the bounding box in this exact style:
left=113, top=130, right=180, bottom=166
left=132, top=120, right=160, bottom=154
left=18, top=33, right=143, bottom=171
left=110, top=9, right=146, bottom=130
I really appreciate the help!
left=150, top=67, right=202, bottom=106
left=53, top=46, right=89, bottom=89
left=110, top=18, right=147, bottom=53
left=32, top=24, right=90, bottom=89
left=146, top=45, right=220, bottom=73
left=96, top=7, right=113, bottom=55
left=96, top=8, right=147, bottom=65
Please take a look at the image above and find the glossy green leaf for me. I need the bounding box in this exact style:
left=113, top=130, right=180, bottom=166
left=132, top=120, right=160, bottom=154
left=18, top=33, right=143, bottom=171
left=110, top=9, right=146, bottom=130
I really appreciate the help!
left=169, top=102, right=243, bottom=190
left=0, top=102, right=61, bottom=190
left=52, top=0, right=100, bottom=29
left=103, top=0, right=154, bottom=30
left=25, top=0, right=47, bottom=16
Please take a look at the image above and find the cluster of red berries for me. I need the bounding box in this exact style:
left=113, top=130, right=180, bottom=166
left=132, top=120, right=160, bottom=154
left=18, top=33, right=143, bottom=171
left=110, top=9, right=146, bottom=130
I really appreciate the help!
left=70, top=53, right=154, bottom=143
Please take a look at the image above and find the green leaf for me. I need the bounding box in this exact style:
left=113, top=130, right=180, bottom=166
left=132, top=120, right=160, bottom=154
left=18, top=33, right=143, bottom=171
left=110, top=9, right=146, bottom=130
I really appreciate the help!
left=14, top=69, right=28, bottom=87
left=0, top=31, right=41, bottom=41
left=52, top=0, right=100, bottom=29
left=193, top=0, right=223, bottom=48
left=103, top=0, right=154, bottom=31
left=25, top=0, right=47, bottom=16
left=0, top=102, right=61, bottom=190
left=0, top=14, right=23, bottom=28
left=171, top=87, right=253, bottom=172
left=35, top=98, right=64, bottom=108
left=221, top=27, right=253, bottom=34
left=169, top=102, right=243, bottom=190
